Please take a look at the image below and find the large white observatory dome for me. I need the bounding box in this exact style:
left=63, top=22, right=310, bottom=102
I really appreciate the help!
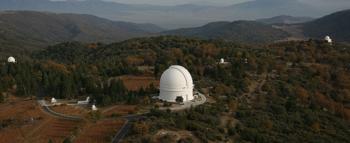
left=159, top=65, right=194, bottom=102
left=7, top=56, right=16, bottom=63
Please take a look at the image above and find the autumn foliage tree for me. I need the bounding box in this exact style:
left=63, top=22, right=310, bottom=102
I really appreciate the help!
left=132, top=121, right=149, bottom=135
left=296, top=86, right=309, bottom=105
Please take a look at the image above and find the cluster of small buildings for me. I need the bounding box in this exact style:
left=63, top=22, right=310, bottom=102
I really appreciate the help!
left=219, top=58, right=229, bottom=64
left=51, top=96, right=98, bottom=111
left=218, top=58, right=248, bottom=65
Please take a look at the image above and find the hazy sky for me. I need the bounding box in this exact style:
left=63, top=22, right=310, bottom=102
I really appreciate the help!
left=50, top=0, right=350, bottom=8
left=102, top=0, right=350, bottom=7
left=52, top=0, right=350, bottom=9
left=103, top=0, right=249, bottom=6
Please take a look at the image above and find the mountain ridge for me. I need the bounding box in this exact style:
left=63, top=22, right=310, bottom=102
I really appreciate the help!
left=257, top=15, right=314, bottom=24
left=0, top=10, right=163, bottom=53
left=303, top=9, right=350, bottom=42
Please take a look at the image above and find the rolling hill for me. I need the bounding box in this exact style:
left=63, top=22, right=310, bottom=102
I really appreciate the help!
left=162, top=21, right=289, bottom=44
left=257, top=15, right=314, bottom=24
left=303, top=9, right=350, bottom=42
left=0, top=11, right=163, bottom=54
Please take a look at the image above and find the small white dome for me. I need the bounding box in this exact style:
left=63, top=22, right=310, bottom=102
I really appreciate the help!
left=159, top=65, right=194, bottom=102
left=51, top=98, right=57, bottom=103
left=220, top=58, right=225, bottom=63
left=244, top=58, right=248, bottom=64
left=92, top=105, right=98, bottom=111
left=8, top=57, right=16, bottom=63
left=324, top=36, right=332, bottom=43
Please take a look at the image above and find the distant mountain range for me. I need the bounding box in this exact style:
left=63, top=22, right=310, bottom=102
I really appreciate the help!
left=1, top=9, right=350, bottom=57
left=162, top=21, right=289, bottom=44
left=0, top=11, right=162, bottom=53
left=0, top=0, right=348, bottom=28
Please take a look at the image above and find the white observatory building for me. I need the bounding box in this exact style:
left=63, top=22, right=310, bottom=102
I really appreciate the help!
left=92, top=104, right=98, bottom=111
left=159, top=65, right=194, bottom=102
left=220, top=58, right=225, bottom=64
left=324, top=36, right=332, bottom=44
left=7, top=56, right=16, bottom=63
left=77, top=97, right=90, bottom=105
left=51, top=98, right=57, bottom=103
left=219, top=58, right=229, bottom=64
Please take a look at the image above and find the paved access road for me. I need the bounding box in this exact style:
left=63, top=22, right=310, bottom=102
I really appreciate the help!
left=112, top=92, right=207, bottom=143
left=38, top=92, right=207, bottom=143
left=111, top=114, right=146, bottom=143
left=37, top=100, right=82, bottom=121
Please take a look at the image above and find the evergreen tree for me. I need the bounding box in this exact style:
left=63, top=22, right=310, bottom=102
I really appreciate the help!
left=62, top=138, right=72, bottom=143
left=0, top=94, right=4, bottom=103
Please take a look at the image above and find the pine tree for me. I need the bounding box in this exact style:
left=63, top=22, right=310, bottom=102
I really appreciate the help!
left=62, top=138, right=72, bottom=143
left=0, top=94, right=4, bottom=103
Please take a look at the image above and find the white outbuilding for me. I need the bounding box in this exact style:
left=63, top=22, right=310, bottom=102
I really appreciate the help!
left=92, top=104, right=98, bottom=111
left=324, top=36, right=332, bottom=44
left=77, top=97, right=90, bottom=105
left=7, top=56, right=16, bottom=63
left=244, top=58, right=248, bottom=64
left=218, top=58, right=229, bottom=65
left=51, top=98, right=57, bottom=103
left=159, top=65, right=194, bottom=103
left=220, top=58, right=225, bottom=64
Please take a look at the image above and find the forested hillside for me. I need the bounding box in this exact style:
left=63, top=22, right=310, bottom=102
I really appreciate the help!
left=257, top=15, right=313, bottom=24
left=303, top=9, right=350, bottom=42
left=1, top=36, right=349, bottom=142
left=0, top=11, right=162, bottom=56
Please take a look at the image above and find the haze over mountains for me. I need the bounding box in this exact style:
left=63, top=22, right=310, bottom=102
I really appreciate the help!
left=1, top=9, right=349, bottom=56
left=0, top=0, right=349, bottom=55
left=257, top=15, right=314, bottom=25
left=163, top=9, right=350, bottom=43
left=0, top=0, right=349, bottom=28
left=163, top=21, right=290, bottom=44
